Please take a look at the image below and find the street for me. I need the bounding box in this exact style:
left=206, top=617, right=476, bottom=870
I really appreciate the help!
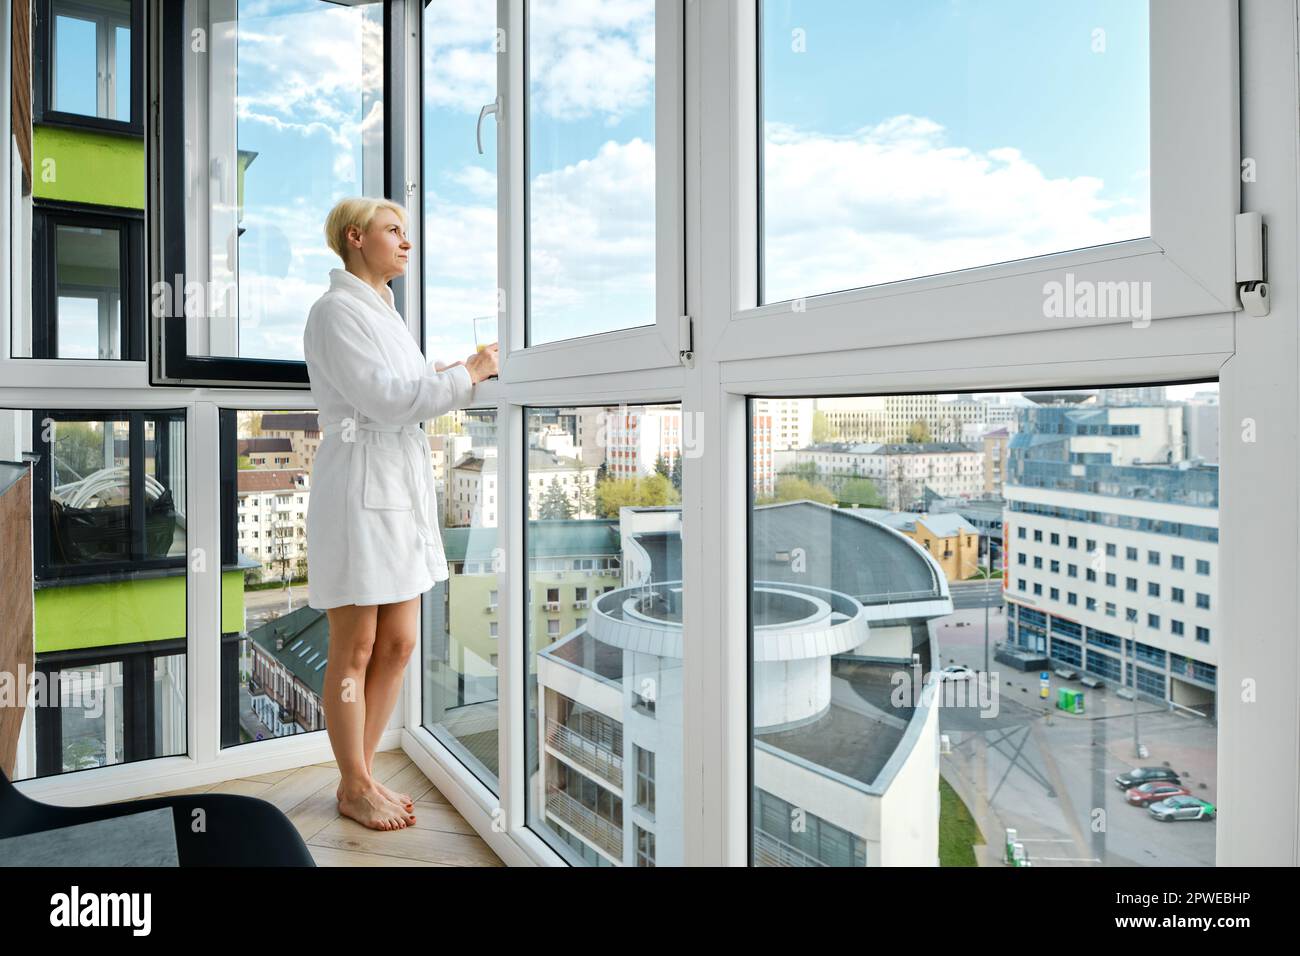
left=933, top=606, right=1217, bottom=867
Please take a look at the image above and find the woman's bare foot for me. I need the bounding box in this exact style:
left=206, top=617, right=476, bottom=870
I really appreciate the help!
left=337, top=779, right=413, bottom=811
left=337, top=782, right=415, bottom=831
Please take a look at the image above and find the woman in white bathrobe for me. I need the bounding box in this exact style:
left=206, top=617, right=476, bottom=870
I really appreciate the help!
left=303, top=196, right=498, bottom=832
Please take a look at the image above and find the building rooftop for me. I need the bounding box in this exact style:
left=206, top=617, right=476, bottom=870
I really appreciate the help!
left=754, top=628, right=931, bottom=788
left=545, top=628, right=624, bottom=684
left=260, top=412, right=319, bottom=432
left=443, top=520, right=622, bottom=562
left=754, top=501, right=945, bottom=606
left=453, top=448, right=588, bottom=473
left=248, top=605, right=330, bottom=697
left=237, top=437, right=293, bottom=454
left=236, top=469, right=308, bottom=494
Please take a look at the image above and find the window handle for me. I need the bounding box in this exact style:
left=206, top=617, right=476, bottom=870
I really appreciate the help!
left=476, top=96, right=501, bottom=155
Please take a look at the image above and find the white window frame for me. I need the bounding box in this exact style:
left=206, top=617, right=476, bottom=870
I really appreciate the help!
left=494, top=0, right=686, bottom=384
left=717, top=0, right=1240, bottom=362
left=3, top=0, right=1297, bottom=870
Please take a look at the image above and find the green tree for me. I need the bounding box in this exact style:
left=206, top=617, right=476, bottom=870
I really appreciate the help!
left=638, top=472, right=680, bottom=506
left=654, top=452, right=670, bottom=479
left=597, top=473, right=682, bottom=516
left=839, top=477, right=884, bottom=508
left=540, top=477, right=575, bottom=519
left=906, top=419, right=932, bottom=443
left=574, top=463, right=597, bottom=518
left=811, top=409, right=834, bottom=444
left=756, top=475, right=836, bottom=507
left=786, top=460, right=818, bottom=480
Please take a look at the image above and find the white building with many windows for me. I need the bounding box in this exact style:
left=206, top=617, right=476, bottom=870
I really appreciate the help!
left=1002, top=401, right=1219, bottom=717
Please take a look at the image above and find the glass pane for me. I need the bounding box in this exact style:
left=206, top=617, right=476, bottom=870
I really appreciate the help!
left=114, top=24, right=132, bottom=122
left=4, top=407, right=189, bottom=782
left=759, top=0, right=1151, bottom=304
left=143, top=416, right=188, bottom=559
left=55, top=225, right=122, bottom=360
left=525, top=403, right=683, bottom=865
left=55, top=298, right=101, bottom=358
left=52, top=1, right=132, bottom=121
left=48, top=416, right=131, bottom=568
left=421, top=407, right=501, bottom=791
left=422, top=0, right=498, bottom=363
left=525, top=0, right=656, bottom=346
left=221, top=409, right=323, bottom=746
left=53, top=13, right=98, bottom=117
left=182, top=0, right=385, bottom=362
left=59, top=662, right=124, bottom=771
left=749, top=385, right=1219, bottom=866
left=153, top=653, right=187, bottom=757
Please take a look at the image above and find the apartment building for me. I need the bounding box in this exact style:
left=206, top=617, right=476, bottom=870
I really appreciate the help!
left=1002, top=401, right=1218, bottom=717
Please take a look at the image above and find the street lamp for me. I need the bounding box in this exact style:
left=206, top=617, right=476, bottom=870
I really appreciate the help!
left=982, top=544, right=991, bottom=675
left=1130, top=617, right=1142, bottom=758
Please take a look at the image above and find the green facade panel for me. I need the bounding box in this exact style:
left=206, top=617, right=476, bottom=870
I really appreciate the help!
left=33, top=126, right=145, bottom=209
left=35, top=570, right=248, bottom=653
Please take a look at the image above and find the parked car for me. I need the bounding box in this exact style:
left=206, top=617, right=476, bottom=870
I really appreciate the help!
left=1149, top=796, right=1217, bottom=821
left=939, top=665, right=976, bottom=682
left=1125, top=782, right=1191, bottom=806
left=1114, top=766, right=1180, bottom=790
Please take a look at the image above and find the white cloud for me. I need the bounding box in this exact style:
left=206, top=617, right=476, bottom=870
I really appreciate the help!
left=761, top=114, right=1151, bottom=302
left=422, top=0, right=654, bottom=122
left=446, top=165, right=497, bottom=199
left=228, top=4, right=384, bottom=188
left=423, top=135, right=658, bottom=345
left=526, top=0, right=654, bottom=121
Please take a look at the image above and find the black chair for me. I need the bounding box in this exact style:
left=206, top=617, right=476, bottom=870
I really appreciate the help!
left=0, top=766, right=317, bottom=866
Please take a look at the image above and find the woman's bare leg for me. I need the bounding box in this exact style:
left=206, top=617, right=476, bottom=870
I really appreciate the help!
left=359, top=595, right=421, bottom=815
left=323, top=603, right=410, bottom=830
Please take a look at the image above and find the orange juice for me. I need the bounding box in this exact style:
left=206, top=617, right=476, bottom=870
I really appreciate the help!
left=476, top=343, right=488, bottom=353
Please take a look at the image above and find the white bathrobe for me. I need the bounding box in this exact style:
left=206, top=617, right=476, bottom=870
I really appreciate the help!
left=302, top=267, right=476, bottom=609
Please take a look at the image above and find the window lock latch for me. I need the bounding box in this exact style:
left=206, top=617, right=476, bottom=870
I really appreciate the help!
left=1235, top=211, right=1269, bottom=317
left=678, top=315, right=695, bottom=367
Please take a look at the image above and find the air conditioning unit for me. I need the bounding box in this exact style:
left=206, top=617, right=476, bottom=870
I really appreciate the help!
left=573, top=600, right=588, bottom=609
left=544, top=601, right=560, bottom=611
left=485, top=603, right=497, bottom=613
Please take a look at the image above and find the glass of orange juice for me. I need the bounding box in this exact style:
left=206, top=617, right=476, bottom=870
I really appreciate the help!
left=473, top=316, right=495, bottom=354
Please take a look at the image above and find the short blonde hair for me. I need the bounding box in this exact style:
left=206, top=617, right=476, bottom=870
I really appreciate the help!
left=324, top=196, right=408, bottom=262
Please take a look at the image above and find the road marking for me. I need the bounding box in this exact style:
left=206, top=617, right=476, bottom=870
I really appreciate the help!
left=1034, top=856, right=1103, bottom=864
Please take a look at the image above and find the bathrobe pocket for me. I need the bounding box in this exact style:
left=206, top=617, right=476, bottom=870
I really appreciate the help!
left=362, top=443, right=413, bottom=511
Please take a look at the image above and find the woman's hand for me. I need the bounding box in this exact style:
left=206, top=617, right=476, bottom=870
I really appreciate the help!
left=464, top=343, right=500, bottom=384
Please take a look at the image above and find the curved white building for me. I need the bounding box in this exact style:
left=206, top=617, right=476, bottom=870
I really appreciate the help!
left=535, top=500, right=954, bottom=866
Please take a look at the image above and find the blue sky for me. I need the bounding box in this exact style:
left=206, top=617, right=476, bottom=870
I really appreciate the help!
left=761, top=0, right=1148, bottom=192
left=760, top=0, right=1150, bottom=301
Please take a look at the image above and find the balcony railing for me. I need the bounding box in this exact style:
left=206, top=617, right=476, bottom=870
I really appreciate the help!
left=752, top=828, right=831, bottom=867
left=544, top=784, right=623, bottom=859
left=545, top=716, right=623, bottom=788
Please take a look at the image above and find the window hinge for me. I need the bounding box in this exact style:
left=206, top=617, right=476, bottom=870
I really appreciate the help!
left=1235, top=211, right=1270, bottom=316
left=678, top=314, right=695, bottom=367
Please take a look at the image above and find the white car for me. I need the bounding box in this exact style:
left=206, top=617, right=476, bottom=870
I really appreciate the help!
left=939, top=665, right=976, bottom=682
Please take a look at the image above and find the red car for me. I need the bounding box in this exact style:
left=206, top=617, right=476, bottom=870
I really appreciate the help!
left=1125, top=781, right=1191, bottom=806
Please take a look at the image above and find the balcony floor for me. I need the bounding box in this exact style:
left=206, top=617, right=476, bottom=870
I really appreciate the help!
left=145, top=748, right=503, bottom=867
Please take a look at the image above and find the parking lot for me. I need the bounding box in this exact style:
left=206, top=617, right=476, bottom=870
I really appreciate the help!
left=933, top=607, right=1217, bottom=867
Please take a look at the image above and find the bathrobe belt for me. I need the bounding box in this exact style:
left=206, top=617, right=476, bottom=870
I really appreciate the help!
left=321, top=416, right=437, bottom=555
